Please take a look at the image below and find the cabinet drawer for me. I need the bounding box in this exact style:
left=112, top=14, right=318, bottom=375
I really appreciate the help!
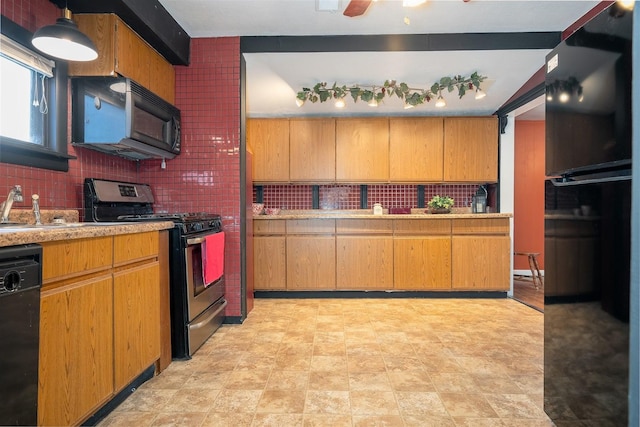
left=451, top=218, right=509, bottom=235
left=254, top=219, right=286, bottom=235
left=336, top=219, right=392, bottom=234
left=287, top=219, right=335, bottom=234
left=393, top=219, right=451, bottom=235
left=114, top=231, right=159, bottom=265
left=41, top=237, right=113, bottom=283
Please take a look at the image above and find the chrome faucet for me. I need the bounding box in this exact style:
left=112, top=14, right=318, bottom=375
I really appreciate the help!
left=32, top=194, right=42, bottom=225
left=1, top=185, right=23, bottom=223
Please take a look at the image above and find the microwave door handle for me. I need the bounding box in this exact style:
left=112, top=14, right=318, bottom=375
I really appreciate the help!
left=172, top=117, right=180, bottom=149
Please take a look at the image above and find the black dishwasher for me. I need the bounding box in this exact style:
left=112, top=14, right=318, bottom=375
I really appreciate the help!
left=0, top=244, right=42, bottom=426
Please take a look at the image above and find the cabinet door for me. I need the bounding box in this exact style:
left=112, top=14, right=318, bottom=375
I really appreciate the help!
left=113, top=262, right=161, bottom=391
left=336, top=118, right=389, bottom=182
left=336, top=236, right=393, bottom=289
left=70, top=15, right=175, bottom=103
left=389, top=117, right=444, bottom=182
left=69, top=14, right=117, bottom=77
left=444, top=117, right=498, bottom=182
left=290, top=118, right=336, bottom=182
left=394, top=237, right=451, bottom=289
left=39, top=276, right=114, bottom=427
left=286, top=236, right=336, bottom=289
left=248, top=119, right=290, bottom=183
left=149, top=49, right=176, bottom=104
left=114, top=17, right=150, bottom=87
left=451, top=236, right=510, bottom=290
left=254, top=236, right=287, bottom=290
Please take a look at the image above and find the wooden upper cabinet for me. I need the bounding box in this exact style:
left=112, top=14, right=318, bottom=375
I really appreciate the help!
left=289, top=118, right=336, bottom=182
left=69, top=14, right=176, bottom=104
left=389, top=117, right=444, bottom=182
left=148, top=50, right=177, bottom=105
left=336, top=118, right=389, bottom=182
left=443, top=117, right=498, bottom=182
left=247, top=118, right=290, bottom=183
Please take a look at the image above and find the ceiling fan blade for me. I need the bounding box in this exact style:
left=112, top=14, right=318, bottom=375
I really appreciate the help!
left=343, top=0, right=373, bottom=17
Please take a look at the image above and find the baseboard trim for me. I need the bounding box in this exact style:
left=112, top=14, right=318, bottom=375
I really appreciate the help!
left=514, top=269, right=545, bottom=277
left=224, top=316, right=244, bottom=324
left=82, top=364, right=155, bottom=426
left=254, top=290, right=508, bottom=299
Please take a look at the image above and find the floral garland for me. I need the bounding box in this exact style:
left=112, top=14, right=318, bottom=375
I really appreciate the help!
left=296, top=72, right=487, bottom=107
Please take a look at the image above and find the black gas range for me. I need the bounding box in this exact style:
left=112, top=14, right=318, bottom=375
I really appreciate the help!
left=84, top=178, right=226, bottom=359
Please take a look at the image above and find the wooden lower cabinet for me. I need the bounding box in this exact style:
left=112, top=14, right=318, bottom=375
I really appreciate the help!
left=336, top=236, right=393, bottom=289
left=286, top=236, right=336, bottom=289
left=38, top=275, right=114, bottom=427
left=254, top=236, right=287, bottom=290
left=394, top=237, right=451, bottom=289
left=451, top=235, right=510, bottom=290
left=253, top=217, right=510, bottom=292
left=113, top=262, right=161, bottom=391
left=38, top=232, right=162, bottom=426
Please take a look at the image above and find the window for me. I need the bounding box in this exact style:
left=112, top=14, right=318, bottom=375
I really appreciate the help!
left=0, top=16, right=73, bottom=171
left=0, top=36, right=51, bottom=146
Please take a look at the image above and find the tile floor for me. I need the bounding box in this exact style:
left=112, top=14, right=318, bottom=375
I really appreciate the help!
left=99, top=298, right=552, bottom=427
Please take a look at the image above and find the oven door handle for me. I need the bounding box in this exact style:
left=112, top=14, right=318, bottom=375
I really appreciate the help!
left=189, top=299, right=227, bottom=330
left=187, top=237, right=206, bottom=246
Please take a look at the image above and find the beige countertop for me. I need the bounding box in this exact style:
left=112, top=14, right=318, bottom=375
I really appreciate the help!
left=0, top=221, right=175, bottom=248
left=253, top=209, right=512, bottom=220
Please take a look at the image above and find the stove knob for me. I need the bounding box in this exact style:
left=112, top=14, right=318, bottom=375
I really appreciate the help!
left=192, top=223, right=203, bottom=232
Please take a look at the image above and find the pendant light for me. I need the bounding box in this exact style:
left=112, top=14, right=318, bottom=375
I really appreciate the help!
left=32, top=8, right=98, bottom=62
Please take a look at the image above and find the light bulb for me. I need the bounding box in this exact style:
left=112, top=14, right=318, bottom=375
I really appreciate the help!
left=403, top=103, right=414, bottom=109
left=558, top=91, right=570, bottom=103
left=474, top=88, right=486, bottom=100
left=403, top=0, right=427, bottom=7
left=617, top=0, right=635, bottom=10
left=335, top=98, right=346, bottom=108
left=435, top=95, right=446, bottom=108
left=295, top=98, right=305, bottom=107
left=368, top=98, right=378, bottom=107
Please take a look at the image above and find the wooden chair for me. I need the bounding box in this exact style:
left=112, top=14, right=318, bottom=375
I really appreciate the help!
left=515, top=252, right=543, bottom=290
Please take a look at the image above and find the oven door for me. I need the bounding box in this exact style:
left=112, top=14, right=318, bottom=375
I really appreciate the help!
left=184, top=231, right=225, bottom=322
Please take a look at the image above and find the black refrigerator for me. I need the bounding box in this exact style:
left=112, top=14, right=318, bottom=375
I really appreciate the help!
left=544, top=4, right=632, bottom=426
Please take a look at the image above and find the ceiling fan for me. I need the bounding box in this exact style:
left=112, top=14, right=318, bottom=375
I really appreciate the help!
left=343, top=0, right=471, bottom=17
left=343, top=0, right=373, bottom=17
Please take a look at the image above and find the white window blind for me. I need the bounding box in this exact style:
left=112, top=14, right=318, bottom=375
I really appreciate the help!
left=0, top=34, right=54, bottom=77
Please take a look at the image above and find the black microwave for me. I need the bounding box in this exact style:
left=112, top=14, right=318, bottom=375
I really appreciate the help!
left=71, top=77, right=181, bottom=160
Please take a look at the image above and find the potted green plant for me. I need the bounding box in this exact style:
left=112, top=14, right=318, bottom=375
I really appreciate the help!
left=427, top=195, right=454, bottom=214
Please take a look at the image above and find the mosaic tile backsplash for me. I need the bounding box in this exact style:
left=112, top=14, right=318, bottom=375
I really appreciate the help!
left=256, top=184, right=481, bottom=210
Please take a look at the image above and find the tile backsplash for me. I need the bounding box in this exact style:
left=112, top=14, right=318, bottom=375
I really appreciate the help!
left=256, top=184, right=481, bottom=210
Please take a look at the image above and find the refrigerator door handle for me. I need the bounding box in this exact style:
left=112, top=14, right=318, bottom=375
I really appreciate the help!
left=551, top=173, right=632, bottom=187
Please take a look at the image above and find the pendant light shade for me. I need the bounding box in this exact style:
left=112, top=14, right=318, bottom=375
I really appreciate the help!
left=32, top=8, right=97, bottom=62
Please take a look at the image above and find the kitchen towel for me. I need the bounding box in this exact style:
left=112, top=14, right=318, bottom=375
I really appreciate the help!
left=202, top=231, right=224, bottom=287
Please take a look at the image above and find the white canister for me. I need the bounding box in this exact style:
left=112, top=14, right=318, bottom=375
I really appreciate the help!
left=373, top=203, right=383, bottom=215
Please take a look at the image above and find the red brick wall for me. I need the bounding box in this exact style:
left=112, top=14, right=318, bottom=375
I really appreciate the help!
left=257, top=184, right=479, bottom=210
left=0, top=0, right=138, bottom=213
left=1, top=1, right=244, bottom=317
left=140, top=38, right=242, bottom=316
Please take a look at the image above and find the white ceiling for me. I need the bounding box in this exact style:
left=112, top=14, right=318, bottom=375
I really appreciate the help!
left=158, top=0, right=601, bottom=120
